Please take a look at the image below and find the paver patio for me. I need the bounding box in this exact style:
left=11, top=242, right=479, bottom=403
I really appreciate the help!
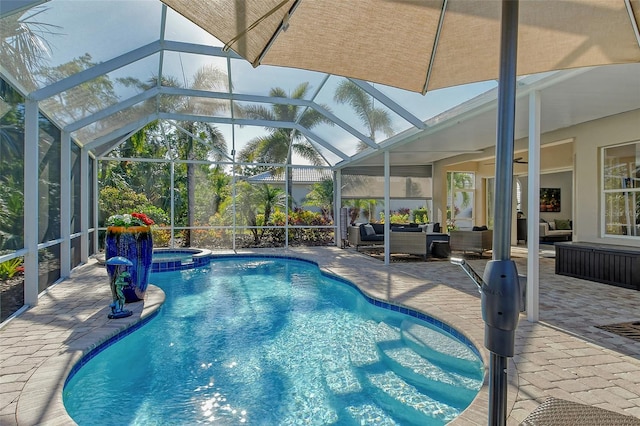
left=1, top=246, right=639, bottom=425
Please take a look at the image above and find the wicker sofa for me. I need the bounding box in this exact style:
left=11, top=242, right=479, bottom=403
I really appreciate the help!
left=449, top=228, right=493, bottom=257
left=539, top=220, right=572, bottom=242
left=347, top=223, right=385, bottom=248
left=347, top=223, right=448, bottom=259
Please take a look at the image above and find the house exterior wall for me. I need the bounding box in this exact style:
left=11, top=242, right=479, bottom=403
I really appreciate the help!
left=519, top=171, right=573, bottom=224
left=432, top=108, right=640, bottom=248
left=543, top=109, right=640, bottom=245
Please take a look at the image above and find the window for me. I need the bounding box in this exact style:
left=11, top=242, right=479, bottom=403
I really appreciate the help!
left=447, top=172, right=475, bottom=230
left=602, top=141, right=640, bottom=237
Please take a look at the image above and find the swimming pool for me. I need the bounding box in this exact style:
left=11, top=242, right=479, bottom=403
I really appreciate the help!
left=64, top=256, right=484, bottom=425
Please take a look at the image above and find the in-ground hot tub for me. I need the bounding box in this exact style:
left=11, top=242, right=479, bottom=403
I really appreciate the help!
left=151, top=248, right=212, bottom=272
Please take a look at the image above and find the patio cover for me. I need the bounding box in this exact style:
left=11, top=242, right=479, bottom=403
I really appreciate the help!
left=161, top=0, right=640, bottom=94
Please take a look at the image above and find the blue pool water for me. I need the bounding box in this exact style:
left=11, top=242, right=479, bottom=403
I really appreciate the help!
left=64, top=257, right=484, bottom=425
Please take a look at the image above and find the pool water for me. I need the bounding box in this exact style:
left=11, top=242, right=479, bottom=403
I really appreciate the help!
left=64, top=257, right=484, bottom=425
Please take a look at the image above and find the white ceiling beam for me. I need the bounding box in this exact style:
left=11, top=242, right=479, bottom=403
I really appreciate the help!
left=166, top=120, right=233, bottom=162
left=293, top=124, right=350, bottom=160
left=163, top=40, right=242, bottom=59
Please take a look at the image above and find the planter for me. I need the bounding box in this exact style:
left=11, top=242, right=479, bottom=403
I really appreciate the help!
left=105, top=225, right=153, bottom=302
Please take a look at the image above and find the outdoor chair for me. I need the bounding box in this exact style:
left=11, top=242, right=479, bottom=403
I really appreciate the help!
left=521, top=397, right=640, bottom=425
left=449, top=228, right=493, bottom=257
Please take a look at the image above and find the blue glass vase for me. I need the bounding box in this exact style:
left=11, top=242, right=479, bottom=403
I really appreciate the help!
left=105, top=226, right=153, bottom=302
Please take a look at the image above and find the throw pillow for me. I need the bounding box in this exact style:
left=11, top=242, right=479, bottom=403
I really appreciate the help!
left=555, top=219, right=571, bottom=230
left=363, top=224, right=376, bottom=236
left=548, top=222, right=555, bottom=230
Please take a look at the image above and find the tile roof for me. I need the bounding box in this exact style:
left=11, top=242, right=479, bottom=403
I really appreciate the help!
left=247, top=168, right=333, bottom=184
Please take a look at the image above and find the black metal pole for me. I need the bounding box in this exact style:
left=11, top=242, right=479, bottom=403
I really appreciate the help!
left=495, top=1, right=519, bottom=258
left=487, top=1, right=519, bottom=425
left=488, top=352, right=508, bottom=425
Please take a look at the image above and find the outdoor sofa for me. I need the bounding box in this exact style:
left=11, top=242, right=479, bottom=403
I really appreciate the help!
left=539, top=219, right=572, bottom=242
left=449, top=227, right=493, bottom=257
left=347, top=223, right=448, bottom=259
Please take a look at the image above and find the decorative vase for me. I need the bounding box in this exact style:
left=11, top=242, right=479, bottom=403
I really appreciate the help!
left=105, top=226, right=153, bottom=302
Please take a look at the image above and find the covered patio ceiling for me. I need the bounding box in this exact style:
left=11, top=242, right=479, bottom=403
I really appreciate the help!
left=1, top=0, right=639, bottom=169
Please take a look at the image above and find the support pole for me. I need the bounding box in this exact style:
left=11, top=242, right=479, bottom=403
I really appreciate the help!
left=383, top=151, right=390, bottom=265
left=24, top=100, right=39, bottom=307
left=527, top=91, right=541, bottom=322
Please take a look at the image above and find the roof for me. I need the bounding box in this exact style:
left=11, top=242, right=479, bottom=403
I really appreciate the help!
left=246, top=168, right=333, bottom=184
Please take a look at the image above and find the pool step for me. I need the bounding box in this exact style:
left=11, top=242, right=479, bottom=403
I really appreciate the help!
left=363, top=369, right=461, bottom=425
left=376, top=342, right=483, bottom=408
left=400, top=319, right=484, bottom=377
left=345, top=320, right=399, bottom=366
left=323, top=345, right=363, bottom=395
left=344, top=403, right=400, bottom=425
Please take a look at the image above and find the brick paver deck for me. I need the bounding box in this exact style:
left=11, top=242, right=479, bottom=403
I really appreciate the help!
left=1, top=246, right=639, bottom=425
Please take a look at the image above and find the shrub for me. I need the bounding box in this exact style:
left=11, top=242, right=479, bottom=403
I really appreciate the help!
left=379, top=212, right=409, bottom=224
left=0, top=257, right=22, bottom=280
left=412, top=208, right=429, bottom=224
left=151, top=227, right=172, bottom=247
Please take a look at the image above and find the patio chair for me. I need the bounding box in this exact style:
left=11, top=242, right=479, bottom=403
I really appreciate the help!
left=520, top=397, right=640, bottom=425
left=449, top=228, right=493, bottom=257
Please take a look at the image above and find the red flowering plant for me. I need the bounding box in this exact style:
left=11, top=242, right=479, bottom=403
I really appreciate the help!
left=106, top=212, right=155, bottom=228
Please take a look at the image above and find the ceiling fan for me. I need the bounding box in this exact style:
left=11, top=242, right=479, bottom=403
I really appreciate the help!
left=484, top=157, right=528, bottom=165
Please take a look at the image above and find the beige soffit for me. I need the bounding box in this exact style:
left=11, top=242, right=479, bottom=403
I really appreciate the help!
left=161, top=0, right=640, bottom=94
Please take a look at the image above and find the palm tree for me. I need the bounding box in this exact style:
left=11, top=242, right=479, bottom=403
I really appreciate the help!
left=237, top=82, right=332, bottom=204
left=0, top=6, right=61, bottom=91
left=208, top=166, right=231, bottom=217
left=233, top=182, right=285, bottom=244
left=258, top=184, right=285, bottom=226
left=304, top=178, right=334, bottom=220
left=333, top=80, right=394, bottom=152
left=342, top=198, right=381, bottom=224
left=97, top=66, right=230, bottom=245
left=120, top=66, right=230, bottom=245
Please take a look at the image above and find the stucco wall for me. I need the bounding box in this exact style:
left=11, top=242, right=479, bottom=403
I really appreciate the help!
left=519, top=171, right=573, bottom=224
left=433, top=108, right=640, bottom=247
left=542, top=109, right=640, bottom=245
